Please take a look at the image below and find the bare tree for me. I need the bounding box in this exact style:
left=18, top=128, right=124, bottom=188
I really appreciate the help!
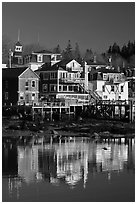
left=2, top=35, right=14, bottom=64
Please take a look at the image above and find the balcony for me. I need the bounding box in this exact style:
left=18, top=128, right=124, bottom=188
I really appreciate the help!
left=59, top=78, right=85, bottom=84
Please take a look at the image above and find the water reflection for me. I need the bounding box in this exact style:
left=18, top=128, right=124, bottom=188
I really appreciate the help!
left=2, top=138, right=135, bottom=199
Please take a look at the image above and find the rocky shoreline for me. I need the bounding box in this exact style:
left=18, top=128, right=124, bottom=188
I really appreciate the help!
left=2, top=117, right=135, bottom=145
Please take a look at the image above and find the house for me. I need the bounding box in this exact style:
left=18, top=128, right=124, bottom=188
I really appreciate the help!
left=89, top=68, right=128, bottom=101
left=18, top=68, right=39, bottom=106
left=35, top=59, right=89, bottom=103
left=123, top=66, right=135, bottom=100
left=24, top=50, right=62, bottom=71
left=12, top=41, right=24, bottom=67
left=86, top=55, right=107, bottom=82
left=2, top=67, right=39, bottom=106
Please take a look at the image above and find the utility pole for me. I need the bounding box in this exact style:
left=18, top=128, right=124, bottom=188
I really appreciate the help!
left=9, top=49, right=13, bottom=68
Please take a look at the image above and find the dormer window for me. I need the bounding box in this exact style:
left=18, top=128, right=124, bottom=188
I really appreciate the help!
left=15, top=46, right=22, bottom=52
left=111, top=85, right=114, bottom=92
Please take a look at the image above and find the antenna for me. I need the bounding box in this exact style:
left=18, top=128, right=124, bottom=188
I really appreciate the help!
left=37, top=32, right=39, bottom=45
left=18, top=29, right=20, bottom=42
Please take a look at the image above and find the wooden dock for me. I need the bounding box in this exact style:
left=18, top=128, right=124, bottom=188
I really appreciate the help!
left=31, top=99, right=135, bottom=122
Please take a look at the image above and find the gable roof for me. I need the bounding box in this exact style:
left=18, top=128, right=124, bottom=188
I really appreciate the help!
left=54, top=59, right=74, bottom=68
left=86, top=60, right=106, bottom=66
left=2, top=67, right=28, bottom=78
left=19, top=67, right=40, bottom=78
left=15, top=41, right=22, bottom=46
left=40, top=63, right=65, bottom=72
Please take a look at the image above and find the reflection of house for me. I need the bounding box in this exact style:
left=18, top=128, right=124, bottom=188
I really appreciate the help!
left=89, top=68, right=128, bottom=101
left=17, top=146, right=39, bottom=183
left=55, top=142, right=89, bottom=187
left=35, top=59, right=89, bottom=102
left=2, top=146, right=18, bottom=176
left=38, top=150, right=57, bottom=181
left=96, top=144, right=128, bottom=172
left=24, top=50, right=62, bottom=71
left=2, top=67, right=39, bottom=106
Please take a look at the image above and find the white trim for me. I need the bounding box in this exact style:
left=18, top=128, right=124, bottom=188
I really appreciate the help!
left=18, top=91, right=39, bottom=93
left=31, top=80, right=36, bottom=88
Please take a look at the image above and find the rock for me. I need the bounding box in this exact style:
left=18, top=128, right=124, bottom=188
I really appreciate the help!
left=91, top=132, right=100, bottom=140
left=99, top=131, right=110, bottom=138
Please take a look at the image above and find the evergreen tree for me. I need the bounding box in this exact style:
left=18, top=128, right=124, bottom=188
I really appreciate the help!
left=84, top=49, right=93, bottom=61
left=53, top=44, right=61, bottom=53
left=127, top=41, right=135, bottom=57
left=64, top=40, right=73, bottom=60
left=121, top=44, right=128, bottom=59
left=74, top=42, right=81, bottom=62
left=112, top=42, right=120, bottom=54
left=23, top=43, right=45, bottom=55
left=107, top=46, right=112, bottom=54
left=2, top=35, right=14, bottom=64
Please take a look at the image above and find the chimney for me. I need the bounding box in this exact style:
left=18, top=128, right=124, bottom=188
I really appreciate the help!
left=84, top=61, right=88, bottom=90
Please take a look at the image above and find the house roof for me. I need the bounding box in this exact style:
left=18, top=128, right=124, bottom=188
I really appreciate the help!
left=96, top=67, right=123, bottom=74
left=86, top=60, right=106, bottom=66
left=33, top=50, right=53, bottom=54
left=15, top=41, right=22, bottom=46
left=2, top=67, right=28, bottom=78
left=39, top=63, right=65, bottom=72
left=54, top=59, right=74, bottom=68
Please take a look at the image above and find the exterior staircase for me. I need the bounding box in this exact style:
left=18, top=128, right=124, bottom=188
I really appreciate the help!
left=79, top=81, right=102, bottom=103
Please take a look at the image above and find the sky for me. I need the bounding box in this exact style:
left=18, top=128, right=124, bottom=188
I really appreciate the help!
left=2, top=2, right=135, bottom=53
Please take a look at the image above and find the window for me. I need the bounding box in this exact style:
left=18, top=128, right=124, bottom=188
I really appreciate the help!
left=20, top=93, right=24, bottom=100
left=43, top=84, right=48, bottom=92
left=102, top=85, right=105, bottom=92
left=111, top=85, right=114, bottom=92
left=104, top=95, right=107, bottom=99
left=63, top=85, right=67, bottom=91
left=68, top=73, right=71, bottom=80
left=59, top=85, right=62, bottom=91
left=43, top=73, right=49, bottom=80
left=74, top=86, right=78, bottom=92
left=25, top=81, right=28, bottom=87
left=5, top=92, right=8, bottom=100
left=119, top=96, right=121, bottom=99
left=50, top=72, right=57, bottom=79
left=50, top=85, right=57, bottom=92
left=31, top=80, right=36, bottom=88
left=32, top=93, right=35, bottom=97
left=63, top=73, right=66, bottom=78
left=103, top=74, right=107, bottom=80
left=18, top=58, right=23, bottom=64
left=25, top=81, right=29, bottom=90
left=5, top=80, right=8, bottom=89
left=69, top=85, right=73, bottom=91
left=121, top=86, right=124, bottom=92
left=37, top=55, right=43, bottom=62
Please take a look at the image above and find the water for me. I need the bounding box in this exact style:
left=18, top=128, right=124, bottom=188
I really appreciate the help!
left=2, top=137, right=135, bottom=202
